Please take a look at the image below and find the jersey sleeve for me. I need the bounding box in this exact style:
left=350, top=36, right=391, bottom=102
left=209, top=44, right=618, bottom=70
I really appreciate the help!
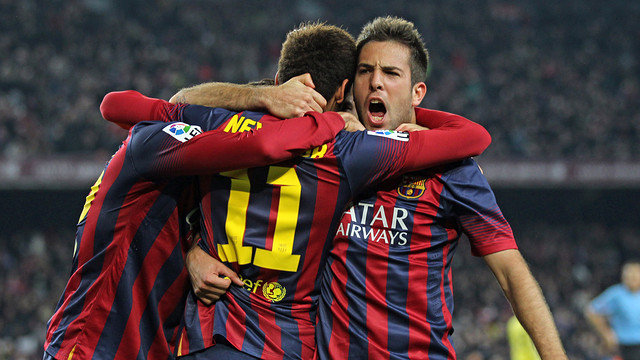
left=335, top=108, right=490, bottom=195
left=335, top=127, right=483, bottom=195
left=438, top=159, right=518, bottom=256
left=100, top=90, right=180, bottom=129
left=413, top=107, right=492, bottom=163
left=589, top=286, right=618, bottom=316
left=127, top=110, right=344, bottom=180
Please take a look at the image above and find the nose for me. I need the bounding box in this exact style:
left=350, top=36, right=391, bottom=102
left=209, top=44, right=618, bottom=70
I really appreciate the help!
left=370, top=69, right=383, bottom=90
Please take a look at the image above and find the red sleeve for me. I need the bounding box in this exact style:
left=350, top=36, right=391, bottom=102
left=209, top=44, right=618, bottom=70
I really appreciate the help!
left=100, top=90, right=177, bottom=129
left=103, top=90, right=346, bottom=176
left=129, top=111, right=346, bottom=178
left=401, top=107, right=491, bottom=169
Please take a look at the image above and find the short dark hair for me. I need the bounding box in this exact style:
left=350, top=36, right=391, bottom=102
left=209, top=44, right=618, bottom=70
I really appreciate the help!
left=278, top=21, right=357, bottom=101
left=356, top=16, right=429, bottom=84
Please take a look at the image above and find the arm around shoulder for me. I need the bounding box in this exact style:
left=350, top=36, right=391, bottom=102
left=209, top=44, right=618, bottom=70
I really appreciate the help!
left=169, top=74, right=326, bottom=118
left=101, top=90, right=174, bottom=129
left=410, top=108, right=492, bottom=164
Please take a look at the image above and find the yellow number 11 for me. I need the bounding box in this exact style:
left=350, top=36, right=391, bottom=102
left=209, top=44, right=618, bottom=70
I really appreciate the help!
left=217, top=166, right=302, bottom=272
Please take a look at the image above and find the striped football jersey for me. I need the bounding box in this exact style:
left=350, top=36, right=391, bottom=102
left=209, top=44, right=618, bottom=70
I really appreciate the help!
left=44, top=92, right=345, bottom=360
left=178, top=110, right=491, bottom=360
left=316, top=158, right=517, bottom=360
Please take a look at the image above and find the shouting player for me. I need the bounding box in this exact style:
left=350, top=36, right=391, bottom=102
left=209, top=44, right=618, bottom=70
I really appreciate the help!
left=101, top=21, right=492, bottom=360
left=315, top=16, right=567, bottom=360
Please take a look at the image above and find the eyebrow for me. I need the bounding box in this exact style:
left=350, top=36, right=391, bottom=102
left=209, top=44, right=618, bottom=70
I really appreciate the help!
left=357, top=63, right=403, bottom=73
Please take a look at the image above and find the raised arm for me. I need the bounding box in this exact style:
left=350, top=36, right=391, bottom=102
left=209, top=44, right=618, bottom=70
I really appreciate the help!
left=169, top=73, right=327, bottom=118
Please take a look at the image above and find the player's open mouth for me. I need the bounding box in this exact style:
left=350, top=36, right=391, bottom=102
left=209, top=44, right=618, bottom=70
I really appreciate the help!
left=368, top=99, right=386, bottom=124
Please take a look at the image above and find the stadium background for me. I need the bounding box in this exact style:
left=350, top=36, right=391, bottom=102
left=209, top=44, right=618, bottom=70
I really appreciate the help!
left=1, top=1, right=638, bottom=359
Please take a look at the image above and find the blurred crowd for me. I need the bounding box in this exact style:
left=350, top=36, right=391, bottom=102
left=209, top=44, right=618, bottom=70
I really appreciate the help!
left=0, top=228, right=73, bottom=359
left=1, top=0, right=638, bottom=162
left=1, top=220, right=636, bottom=359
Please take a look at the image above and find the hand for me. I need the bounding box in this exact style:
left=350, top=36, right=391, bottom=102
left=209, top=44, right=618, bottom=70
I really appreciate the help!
left=395, top=123, right=430, bottom=132
left=185, top=246, right=244, bottom=305
left=337, top=111, right=365, bottom=132
left=263, top=73, right=327, bottom=118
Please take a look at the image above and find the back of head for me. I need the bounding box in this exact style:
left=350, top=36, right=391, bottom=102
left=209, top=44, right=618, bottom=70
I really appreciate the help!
left=278, top=21, right=356, bottom=103
left=356, top=16, right=429, bottom=85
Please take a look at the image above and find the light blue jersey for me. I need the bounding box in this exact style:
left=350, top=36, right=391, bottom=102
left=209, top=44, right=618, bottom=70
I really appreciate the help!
left=590, top=284, right=640, bottom=345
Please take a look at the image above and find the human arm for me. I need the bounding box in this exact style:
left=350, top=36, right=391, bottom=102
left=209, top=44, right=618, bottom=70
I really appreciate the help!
left=507, top=316, right=541, bottom=360
left=100, top=90, right=173, bottom=129
left=185, top=244, right=244, bottom=305
left=361, top=121, right=489, bottom=182
left=413, top=107, right=491, bottom=160
left=101, top=90, right=346, bottom=178
left=342, top=109, right=492, bottom=188
left=585, top=300, right=619, bottom=352
left=396, top=108, right=491, bottom=159
left=170, top=73, right=327, bottom=118
left=395, top=123, right=428, bottom=132
left=440, top=162, right=564, bottom=358
left=484, top=250, right=567, bottom=359
left=127, top=111, right=345, bottom=178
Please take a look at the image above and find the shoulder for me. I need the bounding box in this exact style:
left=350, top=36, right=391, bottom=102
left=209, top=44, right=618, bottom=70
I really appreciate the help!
left=127, top=121, right=205, bottom=156
left=415, top=107, right=460, bottom=119
left=134, top=121, right=203, bottom=141
left=606, top=283, right=626, bottom=293
left=593, top=284, right=625, bottom=303
left=431, top=158, right=484, bottom=179
left=334, top=129, right=410, bottom=149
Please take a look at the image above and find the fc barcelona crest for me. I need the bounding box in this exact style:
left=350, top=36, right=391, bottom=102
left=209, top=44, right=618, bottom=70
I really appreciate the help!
left=397, top=175, right=426, bottom=199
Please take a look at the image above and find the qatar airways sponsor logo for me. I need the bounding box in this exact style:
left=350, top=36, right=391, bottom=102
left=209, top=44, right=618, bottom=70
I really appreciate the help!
left=336, top=202, right=410, bottom=246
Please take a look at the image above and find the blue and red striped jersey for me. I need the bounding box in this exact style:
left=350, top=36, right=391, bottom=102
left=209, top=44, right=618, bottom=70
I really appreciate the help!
left=316, top=158, right=517, bottom=360
left=177, top=110, right=491, bottom=360
left=44, top=92, right=345, bottom=360
left=94, top=95, right=491, bottom=359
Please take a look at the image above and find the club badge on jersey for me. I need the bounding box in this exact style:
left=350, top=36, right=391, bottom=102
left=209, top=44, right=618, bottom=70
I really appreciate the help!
left=163, top=122, right=203, bottom=142
left=397, top=174, right=427, bottom=199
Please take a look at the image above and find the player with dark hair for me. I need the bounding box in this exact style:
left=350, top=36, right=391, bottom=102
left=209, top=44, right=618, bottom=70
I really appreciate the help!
left=42, top=73, right=352, bottom=359
left=315, top=16, right=567, bottom=359
left=102, top=21, right=491, bottom=359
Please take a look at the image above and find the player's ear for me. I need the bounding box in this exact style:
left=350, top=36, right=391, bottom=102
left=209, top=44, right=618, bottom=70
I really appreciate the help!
left=333, top=79, right=350, bottom=104
left=411, top=81, right=426, bottom=107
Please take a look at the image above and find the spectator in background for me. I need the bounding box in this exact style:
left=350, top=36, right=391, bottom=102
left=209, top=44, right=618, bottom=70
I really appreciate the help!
left=585, top=260, right=640, bottom=360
